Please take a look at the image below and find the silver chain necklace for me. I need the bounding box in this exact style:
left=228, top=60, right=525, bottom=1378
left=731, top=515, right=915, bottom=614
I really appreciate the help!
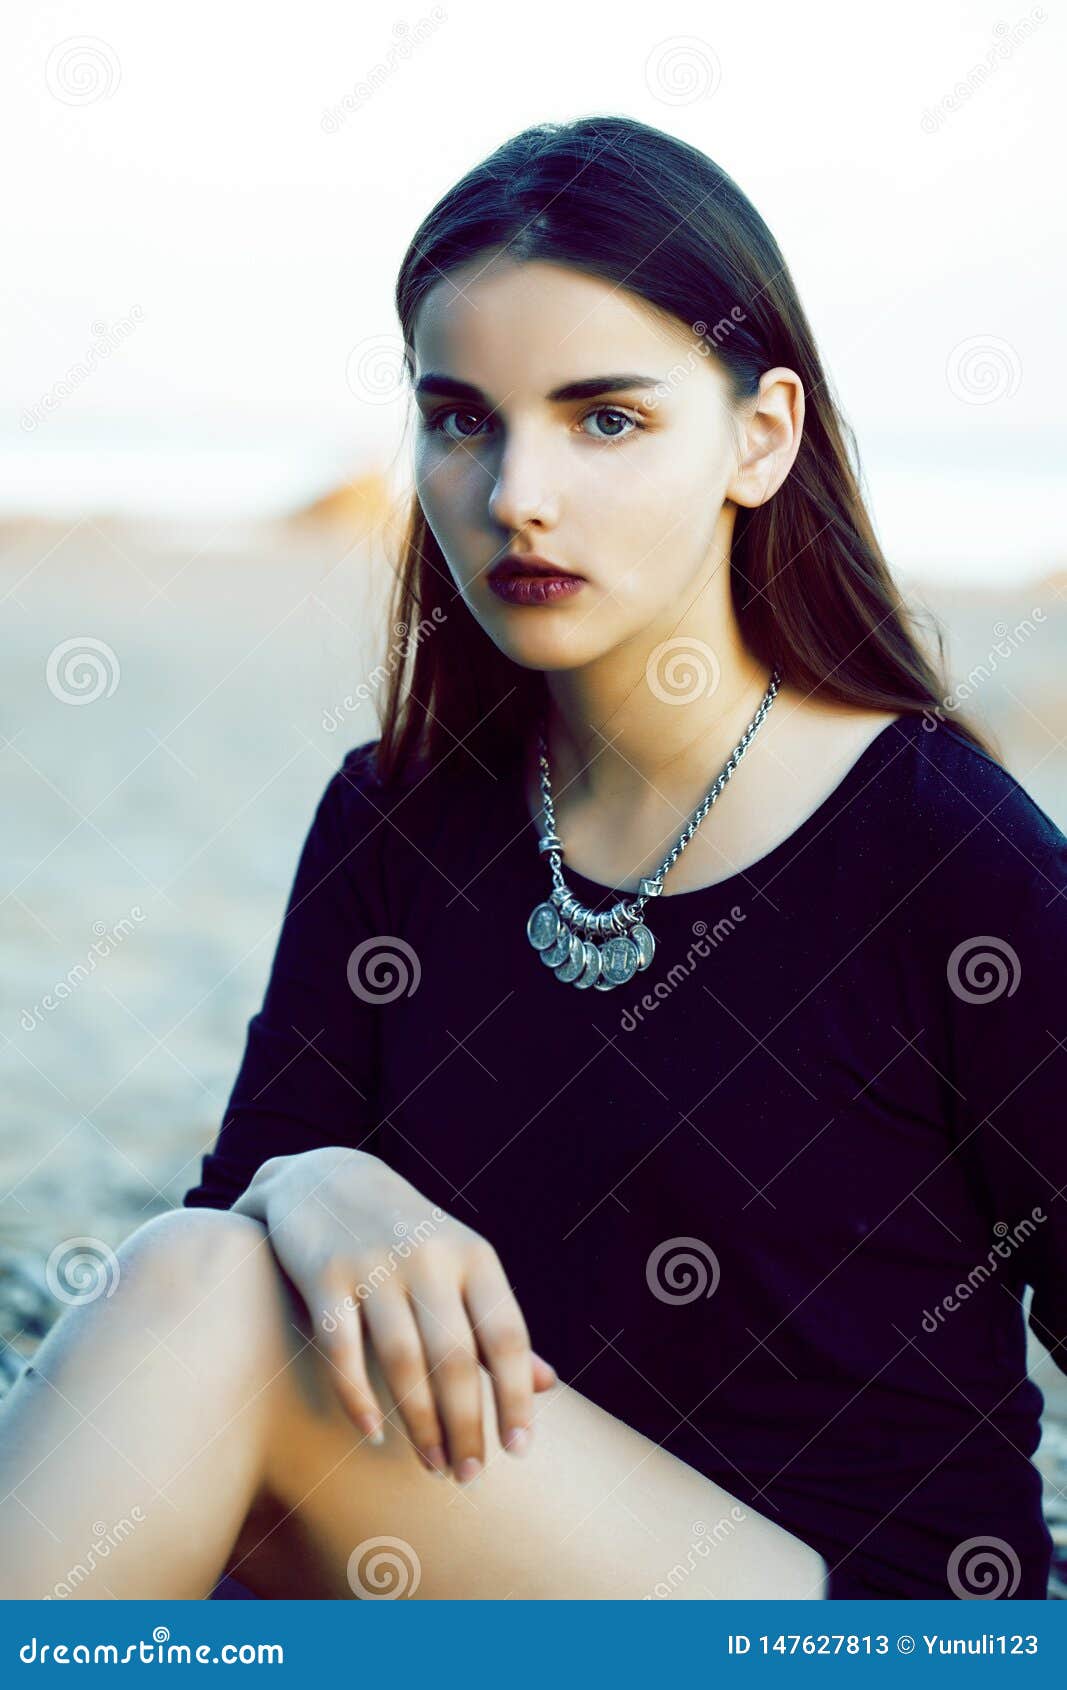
left=525, top=667, right=782, bottom=991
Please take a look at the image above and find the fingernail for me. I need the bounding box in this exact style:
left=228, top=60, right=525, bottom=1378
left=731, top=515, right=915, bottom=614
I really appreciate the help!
left=455, top=1456, right=482, bottom=1484
left=420, top=1444, right=449, bottom=1476
left=359, top=1413, right=385, bottom=1445
left=504, top=1426, right=530, bottom=1455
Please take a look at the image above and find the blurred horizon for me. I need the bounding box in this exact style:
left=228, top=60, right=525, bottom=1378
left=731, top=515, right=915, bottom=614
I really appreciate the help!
left=3, top=429, right=1065, bottom=592
left=3, top=0, right=1064, bottom=585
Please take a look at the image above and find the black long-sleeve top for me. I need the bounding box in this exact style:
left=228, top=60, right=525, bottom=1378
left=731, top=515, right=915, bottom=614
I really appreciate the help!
left=184, top=713, right=1067, bottom=1599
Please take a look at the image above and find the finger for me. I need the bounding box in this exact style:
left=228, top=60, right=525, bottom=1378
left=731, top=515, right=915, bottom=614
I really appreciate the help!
left=311, top=1278, right=384, bottom=1440
left=462, top=1247, right=537, bottom=1456
left=407, top=1280, right=488, bottom=1480
left=360, top=1286, right=448, bottom=1472
left=532, top=1351, right=558, bottom=1392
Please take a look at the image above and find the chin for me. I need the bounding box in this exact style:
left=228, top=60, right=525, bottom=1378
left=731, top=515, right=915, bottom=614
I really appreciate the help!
left=502, top=635, right=603, bottom=675
left=472, top=611, right=584, bottom=668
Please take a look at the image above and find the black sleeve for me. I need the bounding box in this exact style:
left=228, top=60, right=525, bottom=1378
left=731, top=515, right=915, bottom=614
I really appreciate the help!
left=182, top=751, right=385, bottom=1210
left=945, top=829, right=1067, bottom=1374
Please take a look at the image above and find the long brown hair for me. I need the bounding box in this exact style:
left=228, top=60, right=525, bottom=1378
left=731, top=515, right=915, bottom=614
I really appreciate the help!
left=375, top=114, right=993, bottom=785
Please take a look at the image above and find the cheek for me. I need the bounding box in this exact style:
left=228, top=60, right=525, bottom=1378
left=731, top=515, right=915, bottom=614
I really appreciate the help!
left=610, top=483, right=705, bottom=588
left=415, top=448, right=491, bottom=544
left=622, top=440, right=724, bottom=564
left=616, top=541, right=694, bottom=605
left=411, top=444, right=439, bottom=505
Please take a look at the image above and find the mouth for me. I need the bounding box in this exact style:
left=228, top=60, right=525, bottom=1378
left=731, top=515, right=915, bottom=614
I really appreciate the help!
left=487, top=553, right=585, bottom=583
left=486, top=555, right=587, bottom=606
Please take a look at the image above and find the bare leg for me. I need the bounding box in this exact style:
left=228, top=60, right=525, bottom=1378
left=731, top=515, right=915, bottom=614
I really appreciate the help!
left=0, top=1209, right=828, bottom=1600
left=0, top=1211, right=282, bottom=1598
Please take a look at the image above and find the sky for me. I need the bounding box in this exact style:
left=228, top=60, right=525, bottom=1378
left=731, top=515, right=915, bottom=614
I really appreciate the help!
left=1, top=0, right=1063, bottom=583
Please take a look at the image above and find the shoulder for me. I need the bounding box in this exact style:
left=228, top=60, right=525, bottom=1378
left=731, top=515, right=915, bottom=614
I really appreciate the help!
left=893, top=713, right=1064, bottom=856
left=294, top=739, right=404, bottom=870
left=326, top=734, right=483, bottom=860
left=334, top=736, right=442, bottom=796
left=286, top=738, right=428, bottom=920
left=336, top=737, right=387, bottom=799
left=315, top=737, right=419, bottom=853
left=881, top=714, right=1067, bottom=917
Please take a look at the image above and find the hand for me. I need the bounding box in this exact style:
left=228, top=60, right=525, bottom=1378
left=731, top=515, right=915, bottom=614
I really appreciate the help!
left=233, top=1147, right=557, bottom=1480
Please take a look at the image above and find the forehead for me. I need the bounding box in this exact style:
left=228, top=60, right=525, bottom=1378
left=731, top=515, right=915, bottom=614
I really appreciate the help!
left=411, top=256, right=694, bottom=387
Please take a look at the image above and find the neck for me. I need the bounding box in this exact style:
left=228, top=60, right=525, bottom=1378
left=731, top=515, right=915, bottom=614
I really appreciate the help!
left=538, top=635, right=775, bottom=816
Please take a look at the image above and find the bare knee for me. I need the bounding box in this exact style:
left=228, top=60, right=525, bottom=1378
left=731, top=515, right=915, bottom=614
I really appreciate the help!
left=115, top=1206, right=273, bottom=1312
left=62, top=1206, right=299, bottom=1416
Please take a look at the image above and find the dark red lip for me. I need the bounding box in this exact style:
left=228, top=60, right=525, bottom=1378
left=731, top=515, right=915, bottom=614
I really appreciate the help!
left=488, top=554, right=584, bottom=581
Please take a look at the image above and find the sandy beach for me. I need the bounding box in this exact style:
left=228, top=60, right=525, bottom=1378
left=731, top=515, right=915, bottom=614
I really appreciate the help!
left=2, top=511, right=1066, bottom=1592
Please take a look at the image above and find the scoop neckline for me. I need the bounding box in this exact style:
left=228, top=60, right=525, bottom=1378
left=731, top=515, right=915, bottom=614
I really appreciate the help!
left=509, top=712, right=917, bottom=909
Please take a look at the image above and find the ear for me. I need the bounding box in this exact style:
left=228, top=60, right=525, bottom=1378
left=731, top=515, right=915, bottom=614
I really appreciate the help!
left=726, top=367, right=805, bottom=509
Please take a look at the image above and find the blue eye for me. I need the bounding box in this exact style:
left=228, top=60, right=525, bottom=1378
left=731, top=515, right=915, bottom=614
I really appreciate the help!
left=426, top=408, right=489, bottom=441
left=580, top=406, right=642, bottom=441
left=423, top=407, right=489, bottom=442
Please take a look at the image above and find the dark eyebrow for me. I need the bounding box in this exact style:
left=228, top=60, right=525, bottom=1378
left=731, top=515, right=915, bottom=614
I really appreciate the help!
left=414, top=372, right=662, bottom=405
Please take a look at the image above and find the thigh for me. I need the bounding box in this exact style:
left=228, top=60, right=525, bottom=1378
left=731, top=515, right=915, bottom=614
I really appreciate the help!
left=223, top=1246, right=829, bottom=1601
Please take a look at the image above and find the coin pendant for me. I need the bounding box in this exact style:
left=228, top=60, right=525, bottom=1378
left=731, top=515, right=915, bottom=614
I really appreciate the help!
left=599, top=935, right=640, bottom=987
left=527, top=902, right=561, bottom=951
left=540, top=924, right=573, bottom=967
left=573, top=940, right=601, bottom=988
left=630, top=923, right=655, bottom=971
left=554, top=929, right=588, bottom=983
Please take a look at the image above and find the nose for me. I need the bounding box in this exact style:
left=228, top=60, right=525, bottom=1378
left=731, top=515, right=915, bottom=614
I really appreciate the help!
left=486, top=434, right=560, bottom=534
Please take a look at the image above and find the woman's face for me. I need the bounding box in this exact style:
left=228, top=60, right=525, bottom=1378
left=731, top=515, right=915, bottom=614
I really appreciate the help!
left=410, top=254, right=746, bottom=673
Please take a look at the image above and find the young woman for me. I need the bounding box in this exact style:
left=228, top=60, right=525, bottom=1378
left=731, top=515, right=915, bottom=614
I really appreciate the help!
left=2, top=115, right=1064, bottom=1603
